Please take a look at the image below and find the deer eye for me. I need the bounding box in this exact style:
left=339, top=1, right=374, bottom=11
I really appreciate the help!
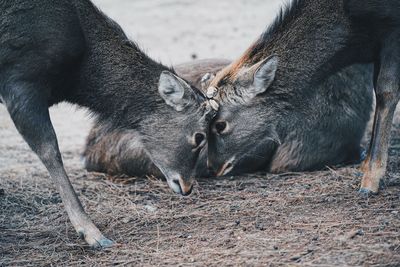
left=214, top=121, right=227, bottom=134
left=194, top=132, right=206, bottom=148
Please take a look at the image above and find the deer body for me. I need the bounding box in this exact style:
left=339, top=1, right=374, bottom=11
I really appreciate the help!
left=207, top=0, right=400, bottom=193
left=0, top=0, right=213, bottom=247
left=83, top=60, right=373, bottom=177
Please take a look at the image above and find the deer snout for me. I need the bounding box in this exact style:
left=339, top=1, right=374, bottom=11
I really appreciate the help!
left=167, top=175, right=193, bottom=196
left=215, top=157, right=236, bottom=177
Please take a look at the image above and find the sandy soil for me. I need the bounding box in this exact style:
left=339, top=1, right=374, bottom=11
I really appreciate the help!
left=1, top=0, right=400, bottom=266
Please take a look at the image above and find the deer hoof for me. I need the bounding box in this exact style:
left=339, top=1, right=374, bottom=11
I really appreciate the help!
left=358, top=188, right=378, bottom=197
left=77, top=228, right=114, bottom=249
left=97, top=237, right=114, bottom=248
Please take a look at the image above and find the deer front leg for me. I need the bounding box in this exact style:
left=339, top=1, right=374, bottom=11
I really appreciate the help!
left=3, top=82, right=113, bottom=248
left=360, top=33, right=400, bottom=194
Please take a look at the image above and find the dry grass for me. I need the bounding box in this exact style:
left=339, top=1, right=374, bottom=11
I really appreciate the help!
left=1, top=125, right=399, bottom=266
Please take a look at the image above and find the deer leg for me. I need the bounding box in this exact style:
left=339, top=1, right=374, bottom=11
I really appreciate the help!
left=360, top=33, right=400, bottom=194
left=2, top=82, right=113, bottom=248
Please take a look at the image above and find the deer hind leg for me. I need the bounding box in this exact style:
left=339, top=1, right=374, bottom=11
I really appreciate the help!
left=2, top=81, right=113, bottom=248
left=360, top=32, right=400, bottom=194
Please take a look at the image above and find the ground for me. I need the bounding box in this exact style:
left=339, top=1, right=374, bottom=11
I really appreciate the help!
left=1, top=0, right=400, bottom=266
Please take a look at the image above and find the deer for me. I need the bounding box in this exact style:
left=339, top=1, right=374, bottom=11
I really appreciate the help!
left=0, top=0, right=217, bottom=248
left=205, top=0, right=399, bottom=194
left=83, top=60, right=373, bottom=179
left=83, top=59, right=230, bottom=178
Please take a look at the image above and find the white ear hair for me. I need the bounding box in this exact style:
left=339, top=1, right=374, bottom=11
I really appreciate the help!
left=158, top=71, right=191, bottom=111
left=201, top=72, right=216, bottom=90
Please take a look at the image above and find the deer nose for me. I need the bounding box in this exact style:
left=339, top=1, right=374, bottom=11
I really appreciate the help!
left=215, top=157, right=235, bottom=177
left=172, top=177, right=193, bottom=196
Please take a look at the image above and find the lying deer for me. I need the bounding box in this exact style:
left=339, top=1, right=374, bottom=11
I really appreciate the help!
left=0, top=0, right=216, bottom=247
left=83, top=60, right=373, bottom=178
left=206, top=0, right=399, bottom=194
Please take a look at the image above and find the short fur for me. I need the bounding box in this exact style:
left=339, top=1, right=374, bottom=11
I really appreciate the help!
left=0, top=0, right=212, bottom=247
left=84, top=60, right=373, bottom=177
left=208, top=0, right=399, bottom=194
left=83, top=59, right=230, bottom=178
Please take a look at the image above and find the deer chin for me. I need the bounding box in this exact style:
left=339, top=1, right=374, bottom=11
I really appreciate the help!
left=166, top=176, right=182, bottom=194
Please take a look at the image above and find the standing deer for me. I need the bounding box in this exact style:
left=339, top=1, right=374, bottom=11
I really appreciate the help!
left=83, top=60, right=373, bottom=178
left=0, top=0, right=216, bottom=247
left=206, top=0, right=398, bottom=194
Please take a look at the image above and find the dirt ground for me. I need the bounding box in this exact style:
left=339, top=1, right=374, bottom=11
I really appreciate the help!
left=1, top=1, right=400, bottom=266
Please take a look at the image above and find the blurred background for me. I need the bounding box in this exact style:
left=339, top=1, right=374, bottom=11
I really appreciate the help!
left=93, top=0, right=285, bottom=63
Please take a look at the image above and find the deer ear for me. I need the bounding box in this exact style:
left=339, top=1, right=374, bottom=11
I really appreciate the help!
left=239, top=56, right=278, bottom=101
left=158, top=71, right=192, bottom=112
left=252, top=55, right=278, bottom=93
